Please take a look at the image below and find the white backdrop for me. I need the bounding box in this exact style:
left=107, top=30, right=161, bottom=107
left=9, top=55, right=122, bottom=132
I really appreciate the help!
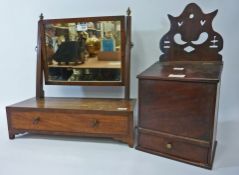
left=0, top=0, right=238, bottom=121
left=0, top=0, right=238, bottom=174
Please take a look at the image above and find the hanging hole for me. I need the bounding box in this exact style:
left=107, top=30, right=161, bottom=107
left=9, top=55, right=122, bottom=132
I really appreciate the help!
left=189, top=13, right=194, bottom=19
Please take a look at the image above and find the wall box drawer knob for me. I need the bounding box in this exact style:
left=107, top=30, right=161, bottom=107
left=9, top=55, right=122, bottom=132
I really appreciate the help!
left=91, top=119, right=99, bottom=128
left=166, top=143, right=173, bottom=150
left=32, top=117, right=40, bottom=125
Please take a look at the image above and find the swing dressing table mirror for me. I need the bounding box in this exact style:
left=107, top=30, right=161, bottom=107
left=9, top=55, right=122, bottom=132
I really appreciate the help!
left=6, top=9, right=135, bottom=147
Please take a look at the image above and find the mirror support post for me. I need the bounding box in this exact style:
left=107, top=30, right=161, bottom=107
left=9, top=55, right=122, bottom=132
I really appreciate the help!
left=125, top=8, right=132, bottom=100
left=36, top=13, right=45, bottom=99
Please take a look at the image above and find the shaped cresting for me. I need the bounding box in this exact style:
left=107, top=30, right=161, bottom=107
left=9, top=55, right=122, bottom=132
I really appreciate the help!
left=160, top=3, right=223, bottom=62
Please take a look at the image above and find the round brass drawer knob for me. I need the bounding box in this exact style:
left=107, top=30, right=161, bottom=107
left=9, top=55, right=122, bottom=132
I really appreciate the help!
left=32, top=117, right=40, bottom=125
left=91, top=119, right=99, bottom=128
left=166, top=143, right=172, bottom=150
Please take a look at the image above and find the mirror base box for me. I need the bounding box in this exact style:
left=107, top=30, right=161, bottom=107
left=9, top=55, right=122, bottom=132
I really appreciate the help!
left=6, top=97, right=136, bottom=147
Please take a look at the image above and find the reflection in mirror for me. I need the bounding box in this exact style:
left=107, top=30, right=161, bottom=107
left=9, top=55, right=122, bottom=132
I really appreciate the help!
left=45, top=20, right=122, bottom=82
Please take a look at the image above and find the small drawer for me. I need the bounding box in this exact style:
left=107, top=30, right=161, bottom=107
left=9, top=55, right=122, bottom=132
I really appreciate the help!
left=9, top=111, right=128, bottom=135
left=138, top=131, right=209, bottom=164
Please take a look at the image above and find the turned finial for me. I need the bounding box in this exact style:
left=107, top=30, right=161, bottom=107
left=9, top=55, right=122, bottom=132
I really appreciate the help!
left=39, top=13, right=44, bottom=20
left=127, top=7, right=131, bottom=16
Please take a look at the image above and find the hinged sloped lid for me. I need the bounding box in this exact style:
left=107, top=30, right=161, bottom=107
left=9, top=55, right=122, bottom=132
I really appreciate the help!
left=137, top=61, right=223, bottom=82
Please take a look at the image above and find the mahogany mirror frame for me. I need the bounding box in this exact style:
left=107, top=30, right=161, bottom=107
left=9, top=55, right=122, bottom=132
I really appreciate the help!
left=36, top=10, right=132, bottom=99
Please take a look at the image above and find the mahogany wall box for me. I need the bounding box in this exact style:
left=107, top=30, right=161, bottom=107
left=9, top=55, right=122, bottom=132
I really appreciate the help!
left=136, top=3, right=223, bottom=168
left=6, top=9, right=135, bottom=147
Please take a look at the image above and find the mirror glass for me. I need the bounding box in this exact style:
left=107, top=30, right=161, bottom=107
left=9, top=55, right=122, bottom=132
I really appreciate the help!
left=44, top=19, right=122, bottom=83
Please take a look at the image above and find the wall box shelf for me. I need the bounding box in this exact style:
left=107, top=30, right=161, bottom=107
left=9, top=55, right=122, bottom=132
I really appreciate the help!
left=6, top=9, right=135, bottom=147
left=136, top=3, right=223, bottom=168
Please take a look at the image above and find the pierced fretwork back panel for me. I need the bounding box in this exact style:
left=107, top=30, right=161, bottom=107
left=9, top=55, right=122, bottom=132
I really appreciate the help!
left=160, top=3, right=223, bottom=62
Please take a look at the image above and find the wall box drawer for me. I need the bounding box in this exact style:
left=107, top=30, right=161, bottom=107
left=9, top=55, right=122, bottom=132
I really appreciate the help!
left=137, top=129, right=209, bottom=165
left=9, top=111, right=128, bottom=135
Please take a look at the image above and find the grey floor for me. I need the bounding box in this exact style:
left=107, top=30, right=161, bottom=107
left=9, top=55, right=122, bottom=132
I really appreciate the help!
left=0, top=107, right=238, bottom=175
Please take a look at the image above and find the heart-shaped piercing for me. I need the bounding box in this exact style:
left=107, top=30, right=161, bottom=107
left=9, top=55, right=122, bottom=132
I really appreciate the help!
left=200, top=20, right=206, bottom=26
left=178, top=21, right=183, bottom=27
